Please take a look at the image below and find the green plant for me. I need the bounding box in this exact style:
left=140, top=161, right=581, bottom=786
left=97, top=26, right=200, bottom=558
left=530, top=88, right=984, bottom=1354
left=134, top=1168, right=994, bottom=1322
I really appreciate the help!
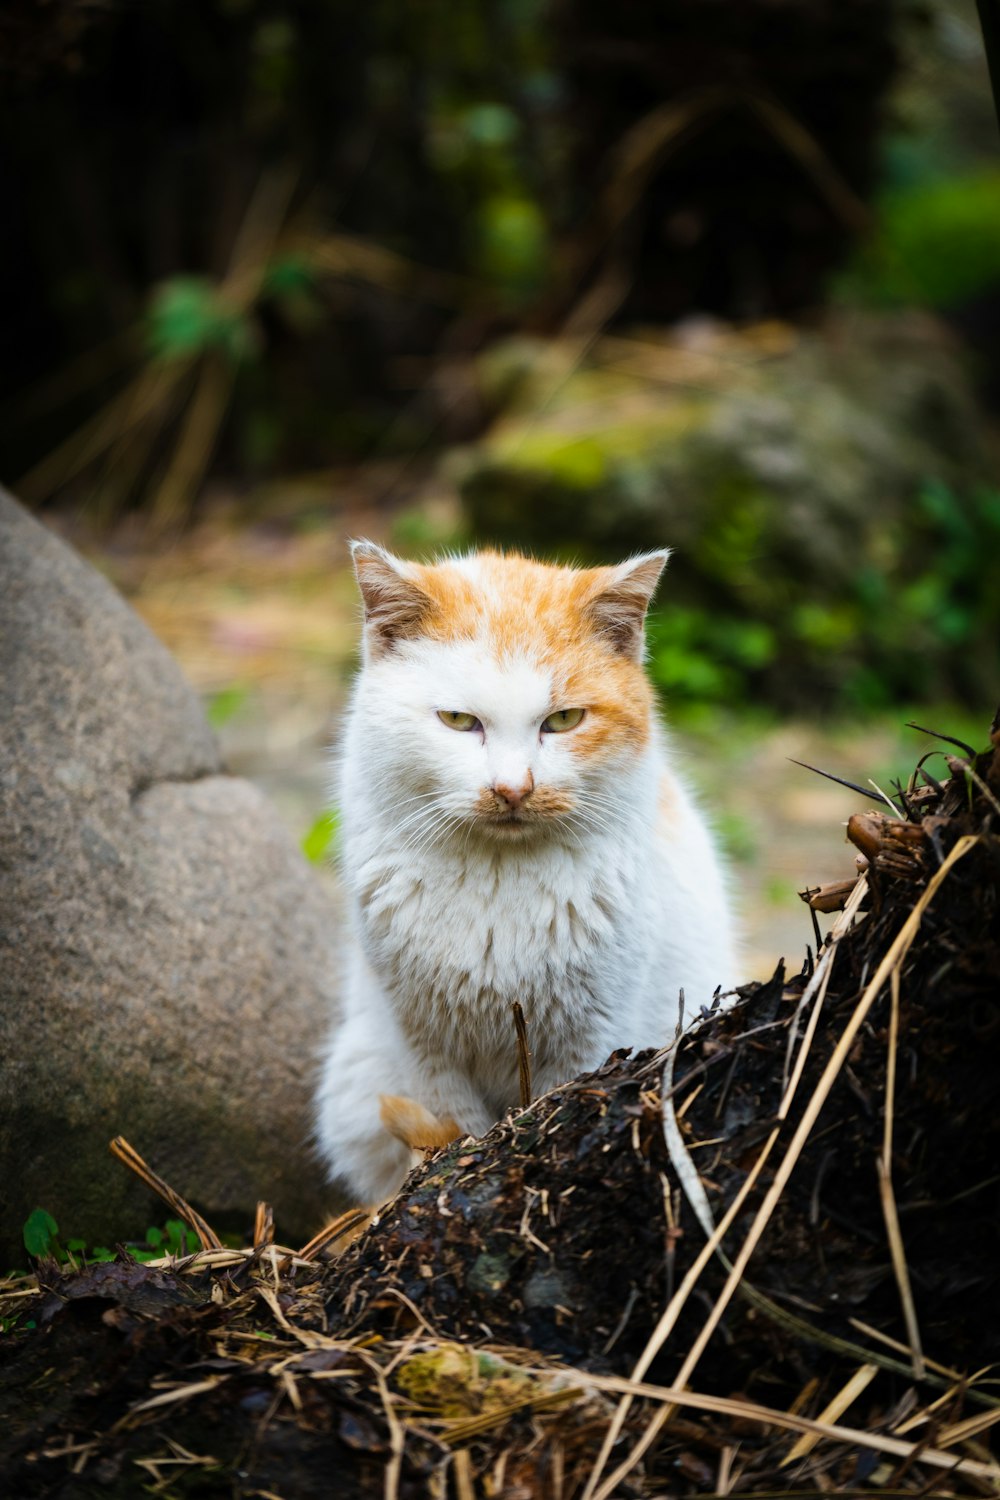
left=21, top=1208, right=60, bottom=1259
left=843, top=168, right=1000, bottom=310
left=646, top=607, right=777, bottom=706
left=19, top=1210, right=199, bottom=1270
left=640, top=480, right=1000, bottom=717
left=206, top=683, right=251, bottom=729
left=301, top=808, right=339, bottom=864
left=18, top=181, right=456, bottom=525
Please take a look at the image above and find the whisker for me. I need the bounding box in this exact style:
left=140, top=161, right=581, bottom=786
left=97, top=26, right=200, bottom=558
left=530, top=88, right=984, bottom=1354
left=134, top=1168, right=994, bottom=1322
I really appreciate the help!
left=395, top=806, right=465, bottom=859
left=385, top=807, right=444, bottom=844
left=571, top=806, right=619, bottom=839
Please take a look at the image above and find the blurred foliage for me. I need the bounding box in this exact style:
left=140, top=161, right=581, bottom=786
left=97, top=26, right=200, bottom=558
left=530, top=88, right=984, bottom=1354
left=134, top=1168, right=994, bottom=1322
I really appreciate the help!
left=842, top=168, right=1000, bottom=309
left=3, top=0, right=907, bottom=514
left=838, top=4, right=1000, bottom=315
left=207, top=684, right=251, bottom=729
left=459, top=313, right=996, bottom=715
left=147, top=277, right=262, bottom=365
left=4, top=0, right=999, bottom=723
left=643, top=479, right=1000, bottom=715
left=301, top=809, right=339, bottom=864
left=458, top=307, right=995, bottom=711
left=2, top=0, right=558, bottom=507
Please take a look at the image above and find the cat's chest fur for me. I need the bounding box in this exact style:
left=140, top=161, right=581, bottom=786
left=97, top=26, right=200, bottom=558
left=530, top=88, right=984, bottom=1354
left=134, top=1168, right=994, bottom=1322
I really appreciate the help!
left=350, top=832, right=638, bottom=1093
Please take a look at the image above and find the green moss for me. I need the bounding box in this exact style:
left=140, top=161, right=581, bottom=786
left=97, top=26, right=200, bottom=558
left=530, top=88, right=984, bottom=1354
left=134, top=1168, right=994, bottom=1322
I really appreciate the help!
left=492, top=403, right=705, bottom=480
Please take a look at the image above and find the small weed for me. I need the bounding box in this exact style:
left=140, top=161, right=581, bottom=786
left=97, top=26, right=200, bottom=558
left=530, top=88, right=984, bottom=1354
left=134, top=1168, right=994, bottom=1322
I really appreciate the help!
left=21, top=1208, right=60, bottom=1259
left=207, top=683, right=251, bottom=728
left=17, top=1210, right=200, bottom=1272
left=301, top=807, right=339, bottom=863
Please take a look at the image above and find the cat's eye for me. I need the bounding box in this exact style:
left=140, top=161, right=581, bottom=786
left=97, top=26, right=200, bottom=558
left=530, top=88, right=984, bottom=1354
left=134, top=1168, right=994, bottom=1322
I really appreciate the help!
left=437, top=710, right=481, bottom=732
left=542, top=708, right=585, bottom=733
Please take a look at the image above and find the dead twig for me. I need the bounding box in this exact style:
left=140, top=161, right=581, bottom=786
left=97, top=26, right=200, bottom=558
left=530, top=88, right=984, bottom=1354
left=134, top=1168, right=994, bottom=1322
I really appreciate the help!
left=252, top=1201, right=275, bottom=1249
left=296, top=1207, right=372, bottom=1263
left=878, top=967, right=925, bottom=1379
left=108, top=1136, right=222, bottom=1252
left=512, top=1001, right=532, bottom=1110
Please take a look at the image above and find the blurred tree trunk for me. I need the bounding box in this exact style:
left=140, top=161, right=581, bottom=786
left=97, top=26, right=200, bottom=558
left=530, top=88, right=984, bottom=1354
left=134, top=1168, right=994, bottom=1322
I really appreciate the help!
left=554, top=0, right=896, bottom=322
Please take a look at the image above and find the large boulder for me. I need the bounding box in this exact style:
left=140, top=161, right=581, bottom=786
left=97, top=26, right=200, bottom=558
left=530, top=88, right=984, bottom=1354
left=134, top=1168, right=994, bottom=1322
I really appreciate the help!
left=0, top=491, right=340, bottom=1264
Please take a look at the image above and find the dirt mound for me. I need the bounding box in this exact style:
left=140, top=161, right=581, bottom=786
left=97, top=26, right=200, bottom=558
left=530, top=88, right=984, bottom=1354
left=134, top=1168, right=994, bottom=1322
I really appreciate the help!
left=2, top=714, right=998, bottom=1497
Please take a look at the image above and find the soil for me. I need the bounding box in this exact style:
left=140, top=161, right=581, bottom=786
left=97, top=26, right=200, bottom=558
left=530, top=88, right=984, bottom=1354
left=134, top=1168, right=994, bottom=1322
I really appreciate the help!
left=2, top=715, right=998, bottom=1498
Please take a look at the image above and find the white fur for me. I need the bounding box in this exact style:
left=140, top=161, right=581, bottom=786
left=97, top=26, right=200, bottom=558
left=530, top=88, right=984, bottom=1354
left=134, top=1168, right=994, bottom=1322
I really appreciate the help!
left=315, top=554, right=737, bottom=1203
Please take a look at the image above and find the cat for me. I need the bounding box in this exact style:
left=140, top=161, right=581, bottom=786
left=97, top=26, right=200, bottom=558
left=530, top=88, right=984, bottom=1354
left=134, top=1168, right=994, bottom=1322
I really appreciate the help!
left=315, top=542, right=737, bottom=1204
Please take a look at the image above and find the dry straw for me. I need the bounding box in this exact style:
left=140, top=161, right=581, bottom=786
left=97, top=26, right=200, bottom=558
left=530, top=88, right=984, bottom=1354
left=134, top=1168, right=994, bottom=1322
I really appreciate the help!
left=584, top=835, right=981, bottom=1500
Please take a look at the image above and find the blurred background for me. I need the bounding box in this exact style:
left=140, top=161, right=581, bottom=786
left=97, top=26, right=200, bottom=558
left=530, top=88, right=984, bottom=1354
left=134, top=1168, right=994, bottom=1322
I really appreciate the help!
left=3, top=0, right=999, bottom=973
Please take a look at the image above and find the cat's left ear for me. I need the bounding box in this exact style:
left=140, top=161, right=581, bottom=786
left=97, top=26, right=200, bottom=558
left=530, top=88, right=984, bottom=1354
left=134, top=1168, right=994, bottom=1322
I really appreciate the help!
left=350, top=540, right=433, bottom=657
left=587, top=549, right=670, bottom=660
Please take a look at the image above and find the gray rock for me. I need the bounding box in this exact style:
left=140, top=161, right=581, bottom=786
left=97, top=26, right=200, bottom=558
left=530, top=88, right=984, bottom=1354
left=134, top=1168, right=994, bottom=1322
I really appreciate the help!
left=0, top=491, right=340, bottom=1263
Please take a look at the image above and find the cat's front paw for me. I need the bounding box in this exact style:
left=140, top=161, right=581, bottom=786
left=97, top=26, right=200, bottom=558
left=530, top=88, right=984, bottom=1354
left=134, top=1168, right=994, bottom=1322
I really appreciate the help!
left=379, top=1093, right=461, bottom=1153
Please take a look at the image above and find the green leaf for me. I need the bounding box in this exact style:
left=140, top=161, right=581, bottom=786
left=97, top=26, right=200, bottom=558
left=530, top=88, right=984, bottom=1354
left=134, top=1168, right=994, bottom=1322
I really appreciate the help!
left=22, top=1208, right=59, bottom=1258
left=164, top=1219, right=197, bottom=1256
left=262, top=253, right=316, bottom=299
left=461, top=103, right=520, bottom=148
left=207, top=684, right=250, bottom=728
left=302, top=809, right=339, bottom=864
left=476, top=195, right=548, bottom=295
left=146, top=276, right=258, bottom=365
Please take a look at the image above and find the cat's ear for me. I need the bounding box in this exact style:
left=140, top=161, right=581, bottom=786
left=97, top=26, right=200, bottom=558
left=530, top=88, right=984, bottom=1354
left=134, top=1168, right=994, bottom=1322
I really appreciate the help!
left=350, top=540, right=432, bottom=656
left=587, top=549, right=670, bottom=660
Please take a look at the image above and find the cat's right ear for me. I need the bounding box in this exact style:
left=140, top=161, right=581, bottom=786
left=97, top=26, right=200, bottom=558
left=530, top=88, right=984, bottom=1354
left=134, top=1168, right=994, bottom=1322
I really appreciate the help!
left=586, top=548, right=670, bottom=661
left=350, top=541, right=432, bottom=657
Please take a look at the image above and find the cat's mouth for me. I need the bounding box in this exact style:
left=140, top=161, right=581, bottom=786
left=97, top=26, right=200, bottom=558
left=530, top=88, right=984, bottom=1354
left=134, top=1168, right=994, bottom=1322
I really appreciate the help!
left=481, top=808, right=532, bottom=832
left=472, top=787, right=576, bottom=838
left=476, top=811, right=543, bottom=840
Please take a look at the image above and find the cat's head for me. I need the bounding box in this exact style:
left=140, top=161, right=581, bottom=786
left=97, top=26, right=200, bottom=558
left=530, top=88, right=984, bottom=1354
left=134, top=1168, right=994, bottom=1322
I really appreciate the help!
left=347, top=543, right=668, bottom=841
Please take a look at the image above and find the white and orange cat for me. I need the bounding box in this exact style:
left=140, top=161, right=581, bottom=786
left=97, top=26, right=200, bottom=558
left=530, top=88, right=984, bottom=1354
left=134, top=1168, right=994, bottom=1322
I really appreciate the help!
left=315, top=542, right=737, bottom=1204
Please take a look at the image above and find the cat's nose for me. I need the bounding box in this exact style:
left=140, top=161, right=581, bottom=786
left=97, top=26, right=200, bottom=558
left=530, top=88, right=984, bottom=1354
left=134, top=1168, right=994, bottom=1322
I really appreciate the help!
left=493, top=771, right=534, bottom=810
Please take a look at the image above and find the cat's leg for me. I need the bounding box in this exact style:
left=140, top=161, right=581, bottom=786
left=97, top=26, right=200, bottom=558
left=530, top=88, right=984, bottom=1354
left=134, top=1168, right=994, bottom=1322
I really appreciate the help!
left=307, top=1097, right=462, bottom=1258
left=316, top=961, right=492, bottom=1203
left=379, top=1093, right=461, bottom=1151
left=409, top=1066, right=495, bottom=1140
left=315, top=1002, right=419, bottom=1203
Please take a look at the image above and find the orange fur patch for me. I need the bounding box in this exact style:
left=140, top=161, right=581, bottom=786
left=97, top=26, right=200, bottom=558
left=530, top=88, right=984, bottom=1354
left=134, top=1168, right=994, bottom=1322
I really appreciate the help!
left=411, top=554, right=657, bottom=758
left=473, top=785, right=576, bottom=822
left=658, top=771, right=680, bottom=828
left=379, top=1094, right=461, bottom=1151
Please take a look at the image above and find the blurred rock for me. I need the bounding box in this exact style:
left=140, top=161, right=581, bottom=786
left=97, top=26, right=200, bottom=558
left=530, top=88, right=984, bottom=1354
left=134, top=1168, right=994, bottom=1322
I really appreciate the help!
left=461, top=313, right=984, bottom=557
left=458, top=311, right=998, bottom=706
left=0, top=491, right=339, bottom=1263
